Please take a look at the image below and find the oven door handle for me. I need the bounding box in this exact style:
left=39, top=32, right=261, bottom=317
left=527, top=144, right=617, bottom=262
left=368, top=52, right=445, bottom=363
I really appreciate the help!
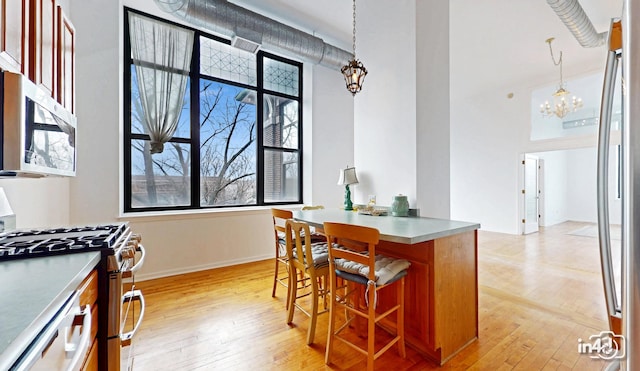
left=64, top=304, right=92, bottom=371
left=120, top=289, right=145, bottom=346
left=130, top=243, right=146, bottom=273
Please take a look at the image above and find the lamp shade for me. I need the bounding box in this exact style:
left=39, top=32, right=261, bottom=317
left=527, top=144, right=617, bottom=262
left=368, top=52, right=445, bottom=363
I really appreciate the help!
left=338, top=166, right=359, bottom=186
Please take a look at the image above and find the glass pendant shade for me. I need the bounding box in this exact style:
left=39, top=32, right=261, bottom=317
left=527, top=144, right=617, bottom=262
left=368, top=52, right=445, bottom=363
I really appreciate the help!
left=341, top=59, right=368, bottom=96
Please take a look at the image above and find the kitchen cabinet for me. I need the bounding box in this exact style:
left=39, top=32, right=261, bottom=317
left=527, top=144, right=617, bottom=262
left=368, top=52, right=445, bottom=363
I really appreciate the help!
left=56, top=4, right=74, bottom=113
left=1, top=0, right=75, bottom=113
left=0, top=252, right=101, bottom=370
left=28, top=268, right=99, bottom=370
left=29, top=0, right=56, bottom=97
left=78, top=269, right=99, bottom=370
left=0, top=0, right=29, bottom=74
left=376, top=231, right=478, bottom=365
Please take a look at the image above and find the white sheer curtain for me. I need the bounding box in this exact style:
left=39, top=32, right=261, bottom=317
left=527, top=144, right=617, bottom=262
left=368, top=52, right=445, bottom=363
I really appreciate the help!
left=128, top=13, right=194, bottom=154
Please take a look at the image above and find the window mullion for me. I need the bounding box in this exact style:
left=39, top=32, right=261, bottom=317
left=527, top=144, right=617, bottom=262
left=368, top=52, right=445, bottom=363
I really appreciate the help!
left=191, top=33, right=201, bottom=208
left=297, top=62, right=304, bottom=204
left=257, top=52, right=265, bottom=205
left=123, top=11, right=133, bottom=212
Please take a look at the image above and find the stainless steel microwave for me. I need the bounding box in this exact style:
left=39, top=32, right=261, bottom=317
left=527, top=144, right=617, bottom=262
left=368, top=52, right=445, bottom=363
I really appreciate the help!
left=0, top=71, right=76, bottom=177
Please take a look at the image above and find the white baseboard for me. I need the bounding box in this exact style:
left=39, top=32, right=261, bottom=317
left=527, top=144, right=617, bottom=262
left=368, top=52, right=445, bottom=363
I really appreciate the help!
left=133, top=253, right=273, bottom=282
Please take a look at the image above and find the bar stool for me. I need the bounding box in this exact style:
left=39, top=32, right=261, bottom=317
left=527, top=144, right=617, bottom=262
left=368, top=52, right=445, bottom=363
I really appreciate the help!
left=285, top=219, right=329, bottom=344
left=323, top=222, right=410, bottom=371
left=271, top=208, right=324, bottom=308
left=271, top=208, right=295, bottom=307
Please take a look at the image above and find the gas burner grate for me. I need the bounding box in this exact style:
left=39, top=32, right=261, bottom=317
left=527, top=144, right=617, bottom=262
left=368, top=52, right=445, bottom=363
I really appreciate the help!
left=0, top=223, right=129, bottom=261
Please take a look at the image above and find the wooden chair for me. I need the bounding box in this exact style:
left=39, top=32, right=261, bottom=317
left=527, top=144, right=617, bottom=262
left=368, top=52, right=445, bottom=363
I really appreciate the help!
left=271, top=208, right=295, bottom=308
left=323, top=222, right=409, bottom=371
left=285, top=219, right=329, bottom=344
left=271, top=208, right=324, bottom=308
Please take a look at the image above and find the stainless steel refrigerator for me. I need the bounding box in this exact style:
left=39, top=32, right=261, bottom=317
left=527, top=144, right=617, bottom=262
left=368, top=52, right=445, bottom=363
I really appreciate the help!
left=597, top=2, right=640, bottom=369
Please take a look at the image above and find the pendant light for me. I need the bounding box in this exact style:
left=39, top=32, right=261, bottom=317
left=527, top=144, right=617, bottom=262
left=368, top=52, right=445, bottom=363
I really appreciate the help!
left=341, top=0, right=368, bottom=95
left=540, top=37, right=583, bottom=119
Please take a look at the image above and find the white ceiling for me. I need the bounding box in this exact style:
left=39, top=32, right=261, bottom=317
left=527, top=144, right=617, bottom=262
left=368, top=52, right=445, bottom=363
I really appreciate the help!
left=232, top=0, right=623, bottom=97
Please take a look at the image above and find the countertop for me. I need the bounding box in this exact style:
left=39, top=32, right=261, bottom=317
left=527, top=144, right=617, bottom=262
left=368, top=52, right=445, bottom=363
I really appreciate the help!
left=293, top=209, right=480, bottom=244
left=0, top=252, right=101, bottom=369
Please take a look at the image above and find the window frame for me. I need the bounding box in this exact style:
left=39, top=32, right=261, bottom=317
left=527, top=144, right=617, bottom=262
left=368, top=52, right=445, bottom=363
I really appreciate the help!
left=123, top=8, right=304, bottom=213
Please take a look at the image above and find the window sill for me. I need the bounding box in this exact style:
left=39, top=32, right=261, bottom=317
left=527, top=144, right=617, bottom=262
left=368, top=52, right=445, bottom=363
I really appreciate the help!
left=118, top=204, right=304, bottom=222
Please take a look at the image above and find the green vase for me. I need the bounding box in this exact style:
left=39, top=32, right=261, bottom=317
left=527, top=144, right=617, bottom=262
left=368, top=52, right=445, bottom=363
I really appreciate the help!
left=391, top=195, right=409, bottom=217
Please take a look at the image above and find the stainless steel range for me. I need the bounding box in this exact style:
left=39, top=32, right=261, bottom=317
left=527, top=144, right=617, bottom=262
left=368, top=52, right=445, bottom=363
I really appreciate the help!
left=0, top=223, right=146, bottom=370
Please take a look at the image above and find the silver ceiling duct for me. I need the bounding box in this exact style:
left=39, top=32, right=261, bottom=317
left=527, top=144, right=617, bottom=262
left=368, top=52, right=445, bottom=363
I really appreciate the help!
left=154, top=0, right=352, bottom=69
left=546, top=0, right=607, bottom=47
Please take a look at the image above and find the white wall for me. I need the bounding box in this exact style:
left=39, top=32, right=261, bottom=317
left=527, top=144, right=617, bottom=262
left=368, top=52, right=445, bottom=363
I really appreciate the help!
left=0, top=178, right=70, bottom=228
left=69, top=0, right=121, bottom=226
left=353, top=0, right=417, bottom=210
left=62, top=0, right=354, bottom=280
left=534, top=147, right=622, bottom=226
left=416, top=1, right=450, bottom=219
left=354, top=0, right=452, bottom=217
left=565, top=148, right=599, bottom=223
left=450, top=89, right=529, bottom=234
left=535, top=152, right=569, bottom=226
left=449, top=0, right=609, bottom=234
left=308, top=65, right=354, bottom=209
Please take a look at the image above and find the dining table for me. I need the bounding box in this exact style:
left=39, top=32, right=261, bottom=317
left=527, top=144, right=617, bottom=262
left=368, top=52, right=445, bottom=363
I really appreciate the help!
left=293, top=208, right=481, bottom=365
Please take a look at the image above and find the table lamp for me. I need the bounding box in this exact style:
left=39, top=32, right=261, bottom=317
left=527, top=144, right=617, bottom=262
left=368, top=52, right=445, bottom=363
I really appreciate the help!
left=337, top=166, right=359, bottom=211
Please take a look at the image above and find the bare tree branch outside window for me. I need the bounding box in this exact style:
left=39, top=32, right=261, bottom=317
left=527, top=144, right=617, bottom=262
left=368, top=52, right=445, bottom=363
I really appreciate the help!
left=200, top=81, right=256, bottom=205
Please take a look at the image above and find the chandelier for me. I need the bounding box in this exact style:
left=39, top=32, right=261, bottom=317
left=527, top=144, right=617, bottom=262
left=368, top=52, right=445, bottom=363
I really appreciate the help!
left=341, top=0, right=367, bottom=95
left=540, top=37, right=583, bottom=119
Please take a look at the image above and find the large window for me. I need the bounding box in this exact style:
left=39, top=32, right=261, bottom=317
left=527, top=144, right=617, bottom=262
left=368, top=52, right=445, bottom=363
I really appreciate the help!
left=124, top=9, right=303, bottom=212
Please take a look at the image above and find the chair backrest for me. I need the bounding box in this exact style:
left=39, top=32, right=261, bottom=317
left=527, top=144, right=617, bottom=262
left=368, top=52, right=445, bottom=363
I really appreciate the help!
left=272, top=208, right=293, bottom=237
left=301, top=205, right=325, bottom=210
left=285, top=219, right=314, bottom=271
left=323, top=222, right=380, bottom=282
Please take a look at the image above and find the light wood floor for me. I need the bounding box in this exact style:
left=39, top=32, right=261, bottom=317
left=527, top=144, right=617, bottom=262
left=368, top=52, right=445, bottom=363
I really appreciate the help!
left=128, top=221, right=616, bottom=370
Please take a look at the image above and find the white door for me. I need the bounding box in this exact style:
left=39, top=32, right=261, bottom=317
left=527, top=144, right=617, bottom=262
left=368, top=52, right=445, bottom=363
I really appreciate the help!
left=523, top=155, right=539, bottom=234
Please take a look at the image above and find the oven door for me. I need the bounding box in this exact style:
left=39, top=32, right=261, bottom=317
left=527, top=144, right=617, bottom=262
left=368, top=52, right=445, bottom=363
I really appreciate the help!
left=109, top=241, right=146, bottom=371
left=120, top=289, right=145, bottom=370
left=15, top=291, right=92, bottom=371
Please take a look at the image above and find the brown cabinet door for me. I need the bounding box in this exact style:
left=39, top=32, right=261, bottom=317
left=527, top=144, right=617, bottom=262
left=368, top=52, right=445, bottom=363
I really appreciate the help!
left=56, top=4, right=74, bottom=113
left=30, top=0, right=56, bottom=97
left=0, top=0, right=29, bottom=73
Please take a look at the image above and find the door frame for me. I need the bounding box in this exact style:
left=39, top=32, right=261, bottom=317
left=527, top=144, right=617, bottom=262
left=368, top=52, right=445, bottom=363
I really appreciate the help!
left=521, top=154, right=540, bottom=234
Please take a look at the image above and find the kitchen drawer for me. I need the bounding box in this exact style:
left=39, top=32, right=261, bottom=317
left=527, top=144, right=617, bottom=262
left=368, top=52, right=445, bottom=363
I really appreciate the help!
left=89, top=304, right=98, bottom=346
left=78, top=269, right=98, bottom=307
left=82, top=338, right=98, bottom=371
left=78, top=270, right=99, bottom=370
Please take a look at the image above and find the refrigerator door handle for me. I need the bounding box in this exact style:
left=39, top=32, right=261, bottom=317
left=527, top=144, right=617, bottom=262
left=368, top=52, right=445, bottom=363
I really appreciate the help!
left=597, top=26, right=622, bottom=332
